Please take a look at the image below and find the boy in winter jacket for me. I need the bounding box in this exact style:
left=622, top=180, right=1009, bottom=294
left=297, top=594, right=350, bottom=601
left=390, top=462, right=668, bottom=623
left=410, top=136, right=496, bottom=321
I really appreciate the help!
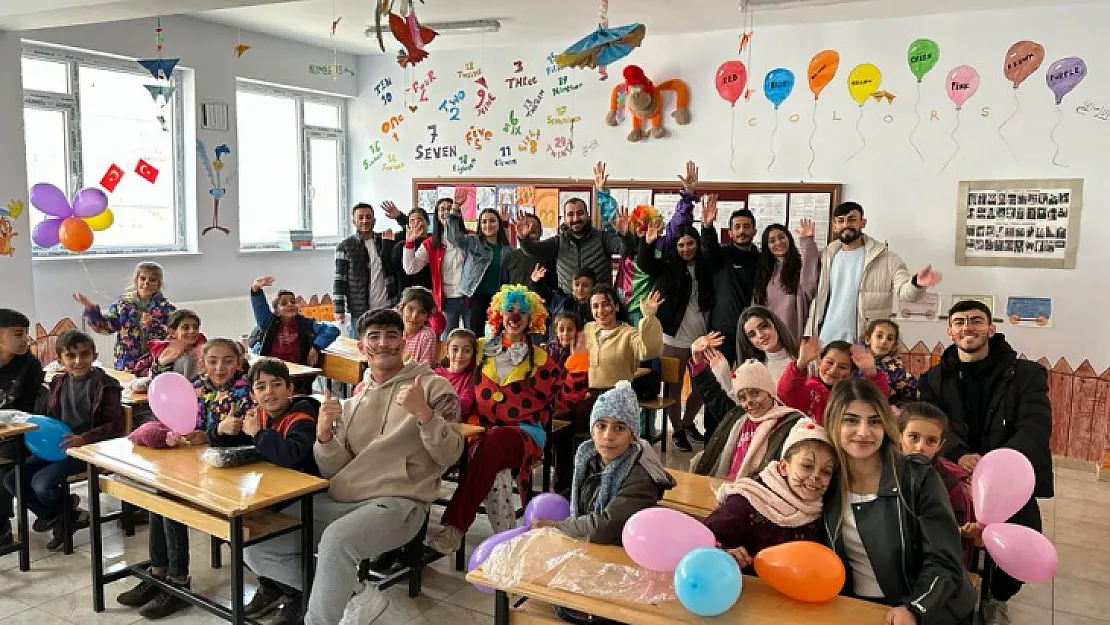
left=247, top=276, right=339, bottom=392
left=0, top=309, right=44, bottom=546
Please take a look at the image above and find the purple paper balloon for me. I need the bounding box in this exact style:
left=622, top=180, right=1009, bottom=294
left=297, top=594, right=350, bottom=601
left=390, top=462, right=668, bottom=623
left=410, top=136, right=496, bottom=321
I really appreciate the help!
left=1046, top=57, right=1087, bottom=105
left=32, top=218, right=64, bottom=247
left=523, top=493, right=570, bottom=527
left=29, top=183, right=72, bottom=218
left=982, top=523, right=1058, bottom=583
left=468, top=525, right=529, bottom=594
left=72, top=187, right=109, bottom=218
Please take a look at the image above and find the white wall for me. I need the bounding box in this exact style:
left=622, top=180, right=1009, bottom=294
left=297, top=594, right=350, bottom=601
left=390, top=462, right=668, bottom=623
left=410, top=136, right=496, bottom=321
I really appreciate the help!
left=350, top=2, right=1110, bottom=368
left=0, top=31, right=34, bottom=318
left=24, top=15, right=358, bottom=328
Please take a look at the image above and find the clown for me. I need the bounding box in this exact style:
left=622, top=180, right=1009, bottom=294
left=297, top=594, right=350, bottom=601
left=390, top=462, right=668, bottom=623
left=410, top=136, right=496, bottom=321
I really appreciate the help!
left=605, top=65, right=691, bottom=141
left=426, top=285, right=590, bottom=555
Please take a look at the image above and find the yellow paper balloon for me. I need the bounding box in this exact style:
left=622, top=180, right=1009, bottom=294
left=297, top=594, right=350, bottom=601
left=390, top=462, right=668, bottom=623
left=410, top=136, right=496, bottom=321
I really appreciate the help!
left=83, top=208, right=114, bottom=232
left=847, top=63, right=882, bottom=106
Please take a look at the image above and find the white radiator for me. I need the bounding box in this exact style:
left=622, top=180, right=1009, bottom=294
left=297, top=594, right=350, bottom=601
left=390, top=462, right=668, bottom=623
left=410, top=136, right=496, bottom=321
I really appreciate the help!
left=175, top=296, right=255, bottom=341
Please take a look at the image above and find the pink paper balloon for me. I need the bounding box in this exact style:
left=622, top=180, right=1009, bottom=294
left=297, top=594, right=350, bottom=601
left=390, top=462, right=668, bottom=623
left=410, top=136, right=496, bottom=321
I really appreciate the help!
left=72, top=187, right=109, bottom=218
left=982, top=523, right=1057, bottom=583
left=148, top=373, right=200, bottom=435
left=972, top=449, right=1035, bottom=525
left=945, top=65, right=981, bottom=111
left=622, top=507, right=715, bottom=572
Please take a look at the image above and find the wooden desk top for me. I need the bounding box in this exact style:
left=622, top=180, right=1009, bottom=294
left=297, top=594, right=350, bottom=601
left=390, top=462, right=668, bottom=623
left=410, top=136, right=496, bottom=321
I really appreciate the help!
left=468, top=532, right=888, bottom=624
left=323, top=338, right=367, bottom=362
left=68, top=438, right=328, bottom=516
left=44, top=364, right=136, bottom=385
left=661, top=470, right=722, bottom=521
left=247, top=354, right=322, bottom=379
left=0, top=422, right=38, bottom=439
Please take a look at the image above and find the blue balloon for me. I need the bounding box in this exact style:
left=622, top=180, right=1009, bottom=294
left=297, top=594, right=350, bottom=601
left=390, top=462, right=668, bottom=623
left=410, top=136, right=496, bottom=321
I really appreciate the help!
left=763, top=68, right=796, bottom=109
left=674, top=547, right=742, bottom=617
left=24, top=416, right=73, bottom=462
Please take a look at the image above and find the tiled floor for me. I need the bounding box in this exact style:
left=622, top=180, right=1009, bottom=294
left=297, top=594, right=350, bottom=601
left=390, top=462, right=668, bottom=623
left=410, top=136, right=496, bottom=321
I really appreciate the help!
left=0, top=450, right=1100, bottom=624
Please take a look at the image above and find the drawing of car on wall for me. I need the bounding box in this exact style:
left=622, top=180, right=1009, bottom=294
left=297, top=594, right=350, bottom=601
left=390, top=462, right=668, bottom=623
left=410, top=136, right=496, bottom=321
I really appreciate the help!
left=1006, top=297, right=1052, bottom=326
left=900, top=292, right=940, bottom=320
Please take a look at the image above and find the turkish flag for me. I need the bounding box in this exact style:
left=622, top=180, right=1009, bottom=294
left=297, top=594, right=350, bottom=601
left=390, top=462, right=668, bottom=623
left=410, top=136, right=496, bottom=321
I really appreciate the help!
left=100, top=164, right=124, bottom=192
left=135, top=159, right=160, bottom=183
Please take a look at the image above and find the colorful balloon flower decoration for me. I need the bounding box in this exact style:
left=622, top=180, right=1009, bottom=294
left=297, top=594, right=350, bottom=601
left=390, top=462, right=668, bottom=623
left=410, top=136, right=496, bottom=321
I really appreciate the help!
left=30, top=183, right=113, bottom=252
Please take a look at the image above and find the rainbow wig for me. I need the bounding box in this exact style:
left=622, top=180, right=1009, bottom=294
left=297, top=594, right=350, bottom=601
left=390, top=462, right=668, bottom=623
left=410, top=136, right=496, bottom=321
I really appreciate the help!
left=487, top=284, right=548, bottom=336
left=629, top=204, right=662, bottom=236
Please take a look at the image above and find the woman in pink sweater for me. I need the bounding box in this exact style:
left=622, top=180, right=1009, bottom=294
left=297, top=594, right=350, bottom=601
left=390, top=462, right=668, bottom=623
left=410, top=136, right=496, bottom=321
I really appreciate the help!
left=777, top=338, right=889, bottom=425
left=753, top=220, right=820, bottom=343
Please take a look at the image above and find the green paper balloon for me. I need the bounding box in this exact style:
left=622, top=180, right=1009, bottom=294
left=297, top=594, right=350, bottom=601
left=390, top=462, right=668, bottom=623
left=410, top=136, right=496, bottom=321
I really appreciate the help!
left=908, top=38, right=940, bottom=82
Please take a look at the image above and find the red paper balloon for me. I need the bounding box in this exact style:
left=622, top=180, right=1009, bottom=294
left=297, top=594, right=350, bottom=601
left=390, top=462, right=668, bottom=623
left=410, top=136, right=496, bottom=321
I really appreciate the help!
left=753, top=541, right=845, bottom=603
left=58, top=217, right=94, bottom=253
left=716, top=61, right=748, bottom=106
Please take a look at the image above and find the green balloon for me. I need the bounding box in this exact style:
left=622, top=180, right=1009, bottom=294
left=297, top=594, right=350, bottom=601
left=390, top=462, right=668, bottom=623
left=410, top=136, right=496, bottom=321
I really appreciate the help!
left=908, top=38, right=940, bottom=82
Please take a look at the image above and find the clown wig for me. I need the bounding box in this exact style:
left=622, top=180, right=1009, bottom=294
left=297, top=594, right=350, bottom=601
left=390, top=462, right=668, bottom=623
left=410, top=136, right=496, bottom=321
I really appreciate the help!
left=486, top=284, right=548, bottom=337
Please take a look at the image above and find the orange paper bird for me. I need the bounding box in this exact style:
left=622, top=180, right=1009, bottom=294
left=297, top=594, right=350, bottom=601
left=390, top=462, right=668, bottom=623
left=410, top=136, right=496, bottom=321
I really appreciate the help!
left=871, top=90, right=896, bottom=103
left=739, top=31, right=753, bottom=52
left=389, top=12, right=437, bottom=67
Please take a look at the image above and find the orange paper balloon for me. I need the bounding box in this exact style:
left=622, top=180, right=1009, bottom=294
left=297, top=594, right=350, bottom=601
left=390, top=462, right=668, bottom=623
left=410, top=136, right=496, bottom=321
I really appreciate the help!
left=753, top=541, right=845, bottom=603
left=808, top=50, right=840, bottom=100
left=58, top=216, right=94, bottom=253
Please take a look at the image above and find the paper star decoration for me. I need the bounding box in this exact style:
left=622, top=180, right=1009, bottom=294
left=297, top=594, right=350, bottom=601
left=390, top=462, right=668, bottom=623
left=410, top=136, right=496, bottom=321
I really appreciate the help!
left=871, top=90, right=896, bottom=104
left=4, top=199, right=23, bottom=219
left=234, top=43, right=251, bottom=58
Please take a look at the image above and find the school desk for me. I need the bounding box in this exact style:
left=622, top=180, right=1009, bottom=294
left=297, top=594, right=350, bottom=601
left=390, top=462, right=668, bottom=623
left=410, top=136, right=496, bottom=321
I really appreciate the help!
left=466, top=531, right=890, bottom=624
left=0, top=421, right=39, bottom=572
left=68, top=438, right=328, bottom=624
left=661, top=469, right=723, bottom=521
left=318, top=337, right=367, bottom=391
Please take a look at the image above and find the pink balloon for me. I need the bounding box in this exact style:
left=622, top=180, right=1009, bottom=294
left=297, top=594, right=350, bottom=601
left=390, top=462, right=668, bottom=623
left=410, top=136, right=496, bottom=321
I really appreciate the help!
left=622, top=507, right=715, bottom=572
left=982, top=523, right=1057, bottom=583
left=945, top=65, right=981, bottom=110
left=148, top=373, right=200, bottom=435
left=972, top=449, right=1035, bottom=525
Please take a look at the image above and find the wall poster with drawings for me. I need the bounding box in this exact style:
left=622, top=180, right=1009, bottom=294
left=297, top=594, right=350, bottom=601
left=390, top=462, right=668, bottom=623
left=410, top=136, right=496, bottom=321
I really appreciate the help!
left=956, top=178, right=1082, bottom=269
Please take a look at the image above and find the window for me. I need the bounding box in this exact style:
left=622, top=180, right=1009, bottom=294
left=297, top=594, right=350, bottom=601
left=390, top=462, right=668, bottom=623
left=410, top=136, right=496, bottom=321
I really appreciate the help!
left=236, top=82, right=347, bottom=248
left=21, top=45, right=187, bottom=256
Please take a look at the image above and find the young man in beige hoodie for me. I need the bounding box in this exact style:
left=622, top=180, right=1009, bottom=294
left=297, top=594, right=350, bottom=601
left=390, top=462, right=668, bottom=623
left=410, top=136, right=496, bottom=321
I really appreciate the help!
left=244, top=309, right=463, bottom=625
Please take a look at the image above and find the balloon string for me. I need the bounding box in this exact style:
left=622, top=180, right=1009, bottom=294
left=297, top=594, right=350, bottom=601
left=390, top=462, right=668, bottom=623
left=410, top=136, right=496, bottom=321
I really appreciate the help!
left=846, top=106, right=865, bottom=162
left=1050, top=105, right=1066, bottom=167
left=79, top=260, right=112, bottom=301
left=729, top=106, right=737, bottom=173
left=909, top=82, right=924, bottom=161
left=807, top=100, right=818, bottom=179
left=767, top=109, right=779, bottom=171
left=998, top=88, right=1020, bottom=162
left=941, top=109, right=962, bottom=173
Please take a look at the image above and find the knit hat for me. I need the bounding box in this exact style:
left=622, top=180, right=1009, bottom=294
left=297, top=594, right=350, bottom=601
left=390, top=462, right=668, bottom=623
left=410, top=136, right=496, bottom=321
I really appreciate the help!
left=590, top=380, right=640, bottom=436
left=731, top=359, right=778, bottom=400
left=780, top=417, right=831, bottom=460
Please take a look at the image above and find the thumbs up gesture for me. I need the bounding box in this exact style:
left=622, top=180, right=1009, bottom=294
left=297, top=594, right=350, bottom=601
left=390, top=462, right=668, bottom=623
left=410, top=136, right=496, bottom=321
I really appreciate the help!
left=317, top=389, right=342, bottom=443
left=396, top=375, right=433, bottom=424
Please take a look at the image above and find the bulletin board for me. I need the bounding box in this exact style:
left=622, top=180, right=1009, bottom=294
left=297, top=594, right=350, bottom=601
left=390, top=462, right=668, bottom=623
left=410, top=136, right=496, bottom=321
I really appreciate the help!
left=411, top=178, right=843, bottom=247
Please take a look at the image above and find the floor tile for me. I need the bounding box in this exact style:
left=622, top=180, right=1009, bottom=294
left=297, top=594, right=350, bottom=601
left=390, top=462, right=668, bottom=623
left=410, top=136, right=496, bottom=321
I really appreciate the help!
left=405, top=602, right=495, bottom=625
left=0, top=595, right=33, bottom=621
left=0, top=551, right=94, bottom=607
left=1008, top=601, right=1054, bottom=625
left=0, top=607, right=70, bottom=625
left=1054, top=612, right=1110, bottom=625
left=1054, top=575, right=1110, bottom=620
left=1010, top=579, right=1053, bottom=610
left=1055, top=498, right=1110, bottom=528
left=37, top=581, right=145, bottom=625
left=1052, top=517, right=1109, bottom=550
left=443, top=584, right=496, bottom=616
left=1055, top=543, right=1110, bottom=585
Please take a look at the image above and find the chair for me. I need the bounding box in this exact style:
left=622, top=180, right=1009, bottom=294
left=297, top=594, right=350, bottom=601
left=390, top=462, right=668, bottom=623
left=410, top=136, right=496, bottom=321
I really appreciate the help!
left=639, top=356, right=680, bottom=453
left=358, top=515, right=434, bottom=597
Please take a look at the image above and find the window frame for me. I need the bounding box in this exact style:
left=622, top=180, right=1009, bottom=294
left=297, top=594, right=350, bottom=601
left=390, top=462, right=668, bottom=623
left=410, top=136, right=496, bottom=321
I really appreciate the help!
left=21, top=43, right=188, bottom=257
left=235, top=80, right=348, bottom=250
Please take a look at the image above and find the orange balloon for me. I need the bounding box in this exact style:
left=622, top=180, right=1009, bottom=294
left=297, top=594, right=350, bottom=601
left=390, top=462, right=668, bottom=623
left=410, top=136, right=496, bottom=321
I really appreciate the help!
left=58, top=217, right=94, bottom=253
left=753, top=541, right=845, bottom=603
left=808, top=50, right=840, bottom=100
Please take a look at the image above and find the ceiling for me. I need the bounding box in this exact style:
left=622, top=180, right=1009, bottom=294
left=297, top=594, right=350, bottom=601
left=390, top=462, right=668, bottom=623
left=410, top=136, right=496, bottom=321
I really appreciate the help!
left=0, top=0, right=297, bottom=30
left=192, top=0, right=1093, bottom=56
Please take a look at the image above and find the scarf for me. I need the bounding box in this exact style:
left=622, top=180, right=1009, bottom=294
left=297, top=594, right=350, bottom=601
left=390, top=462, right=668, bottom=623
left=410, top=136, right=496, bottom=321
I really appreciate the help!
left=714, top=463, right=823, bottom=528
left=570, top=439, right=672, bottom=514
left=730, top=405, right=801, bottom=480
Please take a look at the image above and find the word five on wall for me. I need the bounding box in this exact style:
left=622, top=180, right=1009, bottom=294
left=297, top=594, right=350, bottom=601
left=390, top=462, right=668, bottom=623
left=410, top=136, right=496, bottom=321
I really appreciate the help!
left=381, top=114, right=405, bottom=141
left=466, top=126, right=493, bottom=150
left=440, top=90, right=465, bottom=121
left=375, top=77, right=394, bottom=106
left=407, top=70, right=436, bottom=104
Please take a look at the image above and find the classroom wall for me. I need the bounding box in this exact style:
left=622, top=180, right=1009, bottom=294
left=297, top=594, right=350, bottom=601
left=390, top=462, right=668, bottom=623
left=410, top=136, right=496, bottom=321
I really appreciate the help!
left=22, top=15, right=358, bottom=330
left=349, top=2, right=1110, bottom=370
left=0, top=30, right=34, bottom=318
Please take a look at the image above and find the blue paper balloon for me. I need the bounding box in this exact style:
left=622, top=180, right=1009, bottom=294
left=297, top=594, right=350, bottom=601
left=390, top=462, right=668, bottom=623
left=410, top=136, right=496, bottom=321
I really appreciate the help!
left=24, top=416, right=73, bottom=462
left=674, top=547, right=743, bottom=617
left=763, top=68, right=796, bottom=109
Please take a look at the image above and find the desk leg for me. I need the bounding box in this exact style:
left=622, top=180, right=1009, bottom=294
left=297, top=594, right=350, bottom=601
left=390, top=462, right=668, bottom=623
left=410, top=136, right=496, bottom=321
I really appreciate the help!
left=300, top=494, right=315, bottom=619
left=230, top=516, right=244, bottom=625
left=88, top=465, right=105, bottom=612
left=14, top=436, right=28, bottom=572
left=493, top=589, right=509, bottom=625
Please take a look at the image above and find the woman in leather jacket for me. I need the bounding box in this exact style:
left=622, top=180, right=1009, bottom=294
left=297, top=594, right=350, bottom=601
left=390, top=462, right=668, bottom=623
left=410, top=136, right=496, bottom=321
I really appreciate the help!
left=822, top=378, right=976, bottom=625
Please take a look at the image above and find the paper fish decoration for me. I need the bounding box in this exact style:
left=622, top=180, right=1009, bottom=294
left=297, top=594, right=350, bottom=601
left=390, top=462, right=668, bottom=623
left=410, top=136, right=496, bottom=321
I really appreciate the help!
left=137, top=58, right=179, bottom=81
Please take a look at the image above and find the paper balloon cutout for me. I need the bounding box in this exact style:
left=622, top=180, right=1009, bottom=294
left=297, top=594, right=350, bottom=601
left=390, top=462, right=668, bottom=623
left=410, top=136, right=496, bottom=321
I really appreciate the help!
left=807, top=50, right=839, bottom=100
left=715, top=61, right=748, bottom=106
left=1004, top=40, right=1045, bottom=89
left=908, top=39, right=940, bottom=82
left=763, top=68, right=795, bottom=109
left=28, top=183, right=111, bottom=252
left=24, top=415, right=73, bottom=462
left=946, top=65, right=981, bottom=110
left=848, top=64, right=882, bottom=105
left=1046, top=57, right=1087, bottom=105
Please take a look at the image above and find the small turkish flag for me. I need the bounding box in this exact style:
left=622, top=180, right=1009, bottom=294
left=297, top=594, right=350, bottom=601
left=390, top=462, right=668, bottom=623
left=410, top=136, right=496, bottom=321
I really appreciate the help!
left=100, top=164, right=124, bottom=192
left=135, top=159, right=159, bottom=183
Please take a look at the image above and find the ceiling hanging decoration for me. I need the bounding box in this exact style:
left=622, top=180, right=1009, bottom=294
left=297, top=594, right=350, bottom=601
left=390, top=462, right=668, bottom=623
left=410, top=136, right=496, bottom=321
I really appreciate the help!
left=555, top=0, right=645, bottom=74
left=137, top=17, right=179, bottom=131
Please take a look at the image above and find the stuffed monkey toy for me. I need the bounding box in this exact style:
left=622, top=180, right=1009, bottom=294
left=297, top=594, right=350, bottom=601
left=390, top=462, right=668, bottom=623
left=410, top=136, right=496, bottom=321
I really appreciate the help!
left=605, top=65, right=691, bottom=141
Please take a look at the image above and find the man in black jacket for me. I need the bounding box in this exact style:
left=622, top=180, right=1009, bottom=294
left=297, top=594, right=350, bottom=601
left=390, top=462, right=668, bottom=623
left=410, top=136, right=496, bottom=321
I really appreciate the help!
left=332, top=202, right=407, bottom=336
left=700, top=197, right=759, bottom=365
left=919, top=299, right=1052, bottom=625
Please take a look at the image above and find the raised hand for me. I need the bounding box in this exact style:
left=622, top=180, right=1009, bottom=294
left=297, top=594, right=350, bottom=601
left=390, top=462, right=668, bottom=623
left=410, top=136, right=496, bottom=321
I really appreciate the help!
left=396, top=375, right=432, bottom=423
left=850, top=344, right=877, bottom=374
left=498, top=206, right=510, bottom=224
left=530, top=264, right=546, bottom=284
left=609, top=205, right=631, bottom=235
left=641, top=290, right=664, bottom=317
left=453, top=187, right=467, bottom=207
left=72, top=292, right=95, bottom=310
left=797, top=337, right=820, bottom=368
left=643, top=220, right=662, bottom=245
left=796, top=218, right=815, bottom=239
left=381, top=201, right=402, bottom=219
left=382, top=229, right=395, bottom=241
left=915, top=265, right=943, bottom=287
left=406, top=222, right=424, bottom=242
left=571, top=329, right=588, bottom=355
left=158, top=344, right=184, bottom=366
left=705, top=348, right=726, bottom=368
left=593, top=161, right=609, bottom=191
left=701, top=194, right=719, bottom=226
left=514, top=216, right=531, bottom=240
left=690, top=332, right=725, bottom=358
left=252, top=276, right=275, bottom=291
left=318, top=389, right=341, bottom=442
left=678, top=161, right=699, bottom=194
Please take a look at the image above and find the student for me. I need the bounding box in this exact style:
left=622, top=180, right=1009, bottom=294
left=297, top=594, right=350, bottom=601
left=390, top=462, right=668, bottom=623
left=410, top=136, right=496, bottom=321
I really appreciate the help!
left=402, top=197, right=469, bottom=339
left=395, top=208, right=434, bottom=293
left=753, top=221, right=820, bottom=342
left=561, top=267, right=596, bottom=326
left=688, top=353, right=804, bottom=480
left=212, top=357, right=319, bottom=622
left=736, top=306, right=798, bottom=382
left=699, top=196, right=760, bottom=365
left=434, top=329, right=477, bottom=418
left=822, top=379, right=975, bottom=625
left=704, top=418, right=835, bottom=574
left=861, top=319, right=917, bottom=407
left=398, top=286, right=438, bottom=366
left=74, top=261, right=176, bottom=373
left=445, top=201, right=513, bottom=335
left=0, top=309, right=44, bottom=546
left=248, top=276, right=340, bottom=369
left=583, top=285, right=663, bottom=390
left=121, top=338, right=253, bottom=618
left=777, top=338, right=890, bottom=425
left=9, top=330, right=121, bottom=551
left=132, top=309, right=205, bottom=385
left=545, top=311, right=581, bottom=368
left=898, top=402, right=977, bottom=570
